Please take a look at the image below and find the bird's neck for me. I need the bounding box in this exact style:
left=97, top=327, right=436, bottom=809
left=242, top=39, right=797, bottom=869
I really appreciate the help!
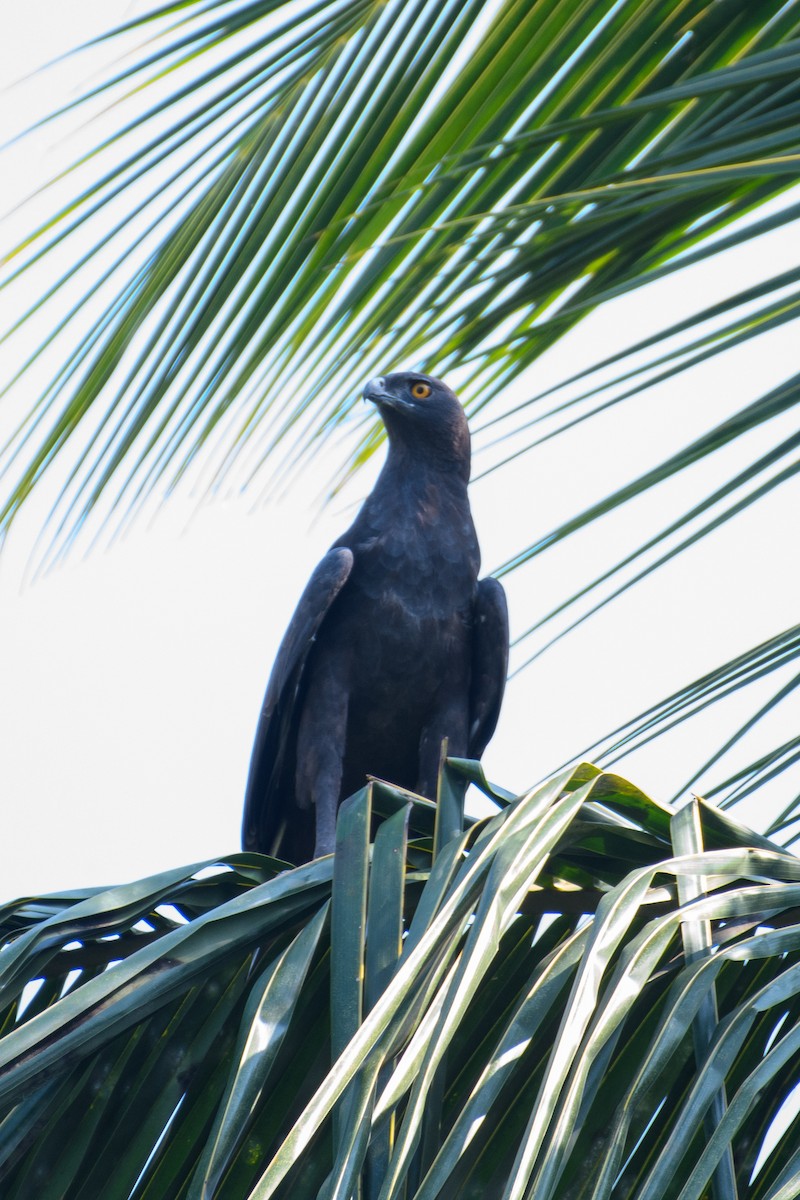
left=354, top=448, right=476, bottom=555
left=373, top=449, right=470, bottom=515
left=341, top=446, right=480, bottom=584
left=381, top=439, right=470, bottom=488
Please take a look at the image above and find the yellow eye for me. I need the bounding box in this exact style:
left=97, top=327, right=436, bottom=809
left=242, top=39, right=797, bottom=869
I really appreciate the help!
left=411, top=382, right=431, bottom=400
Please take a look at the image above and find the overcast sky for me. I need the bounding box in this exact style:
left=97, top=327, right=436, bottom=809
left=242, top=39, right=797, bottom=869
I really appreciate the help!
left=1, top=2, right=798, bottom=901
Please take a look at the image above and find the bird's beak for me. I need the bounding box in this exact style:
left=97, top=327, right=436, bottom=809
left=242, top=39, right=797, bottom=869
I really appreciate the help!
left=363, top=377, right=406, bottom=409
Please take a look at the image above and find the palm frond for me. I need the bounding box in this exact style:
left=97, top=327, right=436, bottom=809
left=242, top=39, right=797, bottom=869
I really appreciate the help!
left=3, top=763, right=800, bottom=1198
left=575, top=626, right=800, bottom=825
left=3, top=0, right=800, bottom=558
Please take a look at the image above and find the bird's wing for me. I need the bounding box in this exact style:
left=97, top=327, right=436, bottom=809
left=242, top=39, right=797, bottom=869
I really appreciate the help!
left=241, top=546, right=354, bottom=857
left=468, top=576, right=509, bottom=759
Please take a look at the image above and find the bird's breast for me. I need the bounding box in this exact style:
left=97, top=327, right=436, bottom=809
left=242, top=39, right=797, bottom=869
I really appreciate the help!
left=352, top=552, right=475, bottom=621
left=350, top=512, right=479, bottom=617
left=327, top=588, right=471, bottom=718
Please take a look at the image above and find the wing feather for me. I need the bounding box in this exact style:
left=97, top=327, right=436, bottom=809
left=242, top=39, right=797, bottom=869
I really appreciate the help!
left=241, top=547, right=354, bottom=858
left=468, top=577, right=509, bottom=759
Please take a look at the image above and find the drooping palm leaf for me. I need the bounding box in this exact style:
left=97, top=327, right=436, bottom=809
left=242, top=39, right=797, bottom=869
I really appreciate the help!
left=2, top=762, right=800, bottom=1199
left=579, top=625, right=800, bottom=829
left=3, top=0, right=800, bottom=549
left=2, top=0, right=800, bottom=808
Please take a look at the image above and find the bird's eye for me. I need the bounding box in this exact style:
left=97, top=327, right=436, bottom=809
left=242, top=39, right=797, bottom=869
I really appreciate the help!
left=411, top=382, right=431, bottom=400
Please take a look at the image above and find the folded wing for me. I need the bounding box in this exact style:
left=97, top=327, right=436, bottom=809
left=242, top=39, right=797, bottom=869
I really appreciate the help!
left=241, top=547, right=354, bottom=860
left=468, top=576, right=509, bottom=759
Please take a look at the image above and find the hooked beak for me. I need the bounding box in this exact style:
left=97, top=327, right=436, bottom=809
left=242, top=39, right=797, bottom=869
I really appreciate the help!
left=363, top=377, right=410, bottom=411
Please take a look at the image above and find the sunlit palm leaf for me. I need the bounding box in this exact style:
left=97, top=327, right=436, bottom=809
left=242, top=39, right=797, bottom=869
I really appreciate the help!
left=2, top=763, right=800, bottom=1198
left=3, top=0, right=800, bottom=551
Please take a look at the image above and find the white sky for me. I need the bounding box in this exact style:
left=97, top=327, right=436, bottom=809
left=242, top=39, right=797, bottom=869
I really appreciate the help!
left=1, top=2, right=799, bottom=901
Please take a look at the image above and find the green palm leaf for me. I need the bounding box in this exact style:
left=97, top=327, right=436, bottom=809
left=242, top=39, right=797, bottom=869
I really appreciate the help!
left=4, top=0, right=799, bottom=546
left=3, top=763, right=800, bottom=1198
left=571, top=626, right=800, bottom=822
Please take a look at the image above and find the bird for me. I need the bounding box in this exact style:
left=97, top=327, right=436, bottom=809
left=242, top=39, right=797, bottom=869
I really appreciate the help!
left=242, top=371, right=509, bottom=864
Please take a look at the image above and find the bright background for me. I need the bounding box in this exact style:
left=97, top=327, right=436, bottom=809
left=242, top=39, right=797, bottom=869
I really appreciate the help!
left=1, top=2, right=798, bottom=900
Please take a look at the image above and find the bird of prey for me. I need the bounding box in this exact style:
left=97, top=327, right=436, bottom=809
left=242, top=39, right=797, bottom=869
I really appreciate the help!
left=242, top=371, right=509, bottom=864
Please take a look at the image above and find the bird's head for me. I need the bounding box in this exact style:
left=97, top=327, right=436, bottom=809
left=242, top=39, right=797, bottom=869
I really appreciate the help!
left=363, top=372, right=470, bottom=477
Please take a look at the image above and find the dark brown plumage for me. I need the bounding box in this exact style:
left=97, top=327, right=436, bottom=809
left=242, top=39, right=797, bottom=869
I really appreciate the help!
left=242, top=371, right=508, bottom=863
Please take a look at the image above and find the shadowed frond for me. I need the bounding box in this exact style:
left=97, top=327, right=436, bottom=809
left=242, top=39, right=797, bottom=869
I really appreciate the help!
left=2, top=763, right=800, bottom=1198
